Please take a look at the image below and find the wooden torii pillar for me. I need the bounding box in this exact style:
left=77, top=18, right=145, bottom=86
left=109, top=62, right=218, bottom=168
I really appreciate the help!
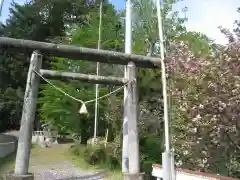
left=0, top=37, right=160, bottom=180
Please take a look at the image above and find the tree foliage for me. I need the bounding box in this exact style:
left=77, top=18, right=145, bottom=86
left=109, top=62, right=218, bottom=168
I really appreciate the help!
left=38, top=2, right=123, bottom=143
left=166, top=38, right=240, bottom=177
left=0, top=0, right=107, bottom=131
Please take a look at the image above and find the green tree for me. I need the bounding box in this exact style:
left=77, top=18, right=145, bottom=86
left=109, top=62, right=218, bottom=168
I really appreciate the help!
left=132, top=0, right=187, bottom=56
left=0, top=0, right=103, bottom=132
left=38, top=2, right=123, bottom=143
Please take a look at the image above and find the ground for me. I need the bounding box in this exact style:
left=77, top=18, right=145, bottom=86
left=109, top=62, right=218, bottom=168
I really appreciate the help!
left=0, top=143, right=122, bottom=180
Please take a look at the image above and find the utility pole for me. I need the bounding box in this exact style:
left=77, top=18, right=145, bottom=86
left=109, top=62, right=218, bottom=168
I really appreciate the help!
left=94, top=0, right=103, bottom=143
left=122, top=0, right=132, bottom=174
left=156, top=0, right=175, bottom=179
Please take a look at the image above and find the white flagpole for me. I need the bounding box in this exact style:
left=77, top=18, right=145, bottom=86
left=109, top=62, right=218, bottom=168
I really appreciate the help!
left=122, top=0, right=132, bottom=173
left=94, top=0, right=103, bottom=143
left=156, top=0, right=175, bottom=179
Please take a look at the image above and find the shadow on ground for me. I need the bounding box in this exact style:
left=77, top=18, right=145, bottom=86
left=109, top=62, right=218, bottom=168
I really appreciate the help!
left=55, top=170, right=107, bottom=180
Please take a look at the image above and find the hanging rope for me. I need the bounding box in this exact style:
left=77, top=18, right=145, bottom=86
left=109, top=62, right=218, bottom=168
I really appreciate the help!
left=32, top=68, right=131, bottom=113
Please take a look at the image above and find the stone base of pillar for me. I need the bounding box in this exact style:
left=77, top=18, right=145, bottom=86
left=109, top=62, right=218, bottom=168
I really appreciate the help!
left=123, top=172, right=145, bottom=180
left=5, top=172, right=34, bottom=180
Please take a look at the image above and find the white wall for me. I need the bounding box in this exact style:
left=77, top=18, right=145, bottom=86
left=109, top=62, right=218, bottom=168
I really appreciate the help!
left=152, top=166, right=217, bottom=180
left=0, top=134, right=17, bottom=158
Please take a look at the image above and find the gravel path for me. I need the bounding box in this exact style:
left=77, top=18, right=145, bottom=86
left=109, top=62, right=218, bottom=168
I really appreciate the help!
left=32, top=161, right=107, bottom=180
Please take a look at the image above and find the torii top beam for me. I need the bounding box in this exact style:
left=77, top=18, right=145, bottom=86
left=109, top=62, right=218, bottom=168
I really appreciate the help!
left=0, top=37, right=160, bottom=68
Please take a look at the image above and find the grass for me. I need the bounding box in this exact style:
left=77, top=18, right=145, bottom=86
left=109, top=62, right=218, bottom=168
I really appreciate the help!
left=70, top=156, right=122, bottom=179
left=70, top=153, right=122, bottom=179
left=0, top=144, right=70, bottom=176
left=0, top=145, right=40, bottom=175
left=0, top=152, right=16, bottom=176
left=106, top=170, right=123, bottom=180
left=29, top=144, right=69, bottom=166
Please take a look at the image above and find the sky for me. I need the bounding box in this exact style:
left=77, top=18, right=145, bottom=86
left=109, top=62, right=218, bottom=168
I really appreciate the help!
left=1, top=0, right=240, bottom=45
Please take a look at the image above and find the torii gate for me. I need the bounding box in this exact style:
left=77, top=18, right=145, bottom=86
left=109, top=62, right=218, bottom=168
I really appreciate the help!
left=0, top=37, right=160, bottom=180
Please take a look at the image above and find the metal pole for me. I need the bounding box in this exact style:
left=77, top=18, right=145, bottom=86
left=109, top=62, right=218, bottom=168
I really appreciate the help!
left=94, top=0, right=103, bottom=143
left=156, top=0, right=174, bottom=179
left=14, top=51, right=42, bottom=175
left=157, top=0, right=170, bottom=152
left=122, top=0, right=132, bottom=173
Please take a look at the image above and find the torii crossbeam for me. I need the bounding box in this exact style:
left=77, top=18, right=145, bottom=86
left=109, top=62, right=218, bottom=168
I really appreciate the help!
left=0, top=37, right=160, bottom=68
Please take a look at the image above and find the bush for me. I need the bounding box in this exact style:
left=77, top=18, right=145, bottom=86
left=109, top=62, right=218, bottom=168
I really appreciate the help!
left=69, top=144, right=85, bottom=156
left=69, top=143, right=120, bottom=169
left=84, top=145, right=106, bottom=165
left=140, top=134, right=163, bottom=162
left=139, top=134, right=163, bottom=177
left=69, top=134, right=163, bottom=174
